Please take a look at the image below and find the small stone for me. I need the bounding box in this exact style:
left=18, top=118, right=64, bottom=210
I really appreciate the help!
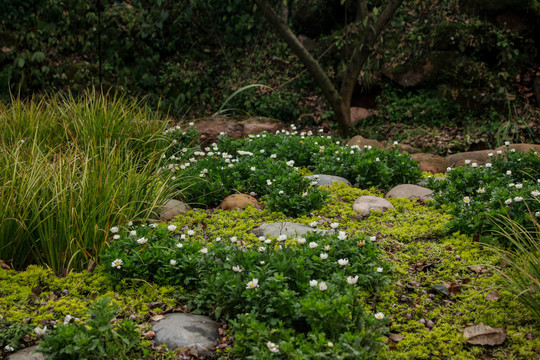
left=485, top=290, right=500, bottom=302
left=305, top=174, right=351, bottom=187
left=152, top=313, right=220, bottom=358
left=158, top=200, right=191, bottom=221
left=251, top=222, right=331, bottom=239
left=352, top=196, right=394, bottom=216
left=6, top=345, right=43, bottom=360
left=385, top=184, right=434, bottom=202
left=218, top=194, right=263, bottom=211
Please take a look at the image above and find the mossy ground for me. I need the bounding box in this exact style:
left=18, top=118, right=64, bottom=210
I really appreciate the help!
left=1, top=183, right=538, bottom=359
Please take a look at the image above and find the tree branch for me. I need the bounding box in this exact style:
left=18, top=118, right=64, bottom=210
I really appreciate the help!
left=340, top=0, right=404, bottom=108
left=254, top=0, right=345, bottom=118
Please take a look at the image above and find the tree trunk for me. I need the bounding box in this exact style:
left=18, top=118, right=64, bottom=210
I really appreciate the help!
left=254, top=0, right=404, bottom=134
left=254, top=0, right=353, bottom=133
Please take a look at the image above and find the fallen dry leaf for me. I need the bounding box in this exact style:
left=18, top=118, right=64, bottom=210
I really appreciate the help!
left=150, top=314, right=165, bottom=322
left=143, top=330, right=155, bottom=339
left=462, top=323, right=506, bottom=346
left=485, top=290, right=500, bottom=302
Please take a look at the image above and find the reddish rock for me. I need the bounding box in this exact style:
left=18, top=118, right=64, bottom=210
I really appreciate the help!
left=194, top=116, right=283, bottom=147
left=398, top=144, right=420, bottom=154
left=350, top=107, right=374, bottom=125
left=219, top=194, right=263, bottom=211
left=494, top=143, right=540, bottom=154
left=242, top=116, right=284, bottom=136
left=346, top=135, right=384, bottom=149
left=446, top=150, right=494, bottom=167
left=411, top=153, right=449, bottom=174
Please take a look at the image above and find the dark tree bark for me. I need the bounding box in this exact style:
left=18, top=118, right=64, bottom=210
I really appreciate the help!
left=254, top=0, right=404, bottom=134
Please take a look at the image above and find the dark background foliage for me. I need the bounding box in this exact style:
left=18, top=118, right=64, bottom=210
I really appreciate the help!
left=0, top=0, right=539, bottom=129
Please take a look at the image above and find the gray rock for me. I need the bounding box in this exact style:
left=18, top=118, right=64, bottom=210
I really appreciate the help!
left=152, top=313, right=220, bottom=357
left=305, top=175, right=351, bottom=187
left=353, top=196, right=394, bottom=216
left=7, top=345, right=43, bottom=360
left=251, top=222, right=331, bottom=239
left=416, top=176, right=447, bottom=186
left=385, top=184, right=434, bottom=202
left=158, top=199, right=191, bottom=221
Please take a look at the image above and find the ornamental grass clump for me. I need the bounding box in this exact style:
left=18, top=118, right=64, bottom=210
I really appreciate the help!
left=427, top=149, right=540, bottom=243
left=490, top=209, right=540, bottom=318
left=102, top=229, right=390, bottom=358
left=0, top=93, right=179, bottom=272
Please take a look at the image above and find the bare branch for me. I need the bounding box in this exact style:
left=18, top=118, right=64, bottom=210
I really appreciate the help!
left=340, top=0, right=404, bottom=108
left=254, top=0, right=347, bottom=126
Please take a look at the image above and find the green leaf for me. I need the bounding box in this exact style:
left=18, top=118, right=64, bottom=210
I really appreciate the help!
left=15, top=57, right=25, bottom=68
left=31, top=51, right=45, bottom=62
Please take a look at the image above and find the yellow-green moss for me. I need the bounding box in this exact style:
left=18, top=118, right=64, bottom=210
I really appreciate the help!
left=0, top=265, right=179, bottom=325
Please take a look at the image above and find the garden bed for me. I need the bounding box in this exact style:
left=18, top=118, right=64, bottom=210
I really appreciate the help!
left=0, top=96, right=539, bottom=359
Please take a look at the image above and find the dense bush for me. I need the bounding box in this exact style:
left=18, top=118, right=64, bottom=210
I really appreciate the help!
left=427, top=147, right=540, bottom=243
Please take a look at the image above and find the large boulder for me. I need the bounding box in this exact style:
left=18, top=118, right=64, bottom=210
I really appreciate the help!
left=218, top=194, right=263, bottom=211
left=346, top=135, right=384, bottom=149
left=385, top=184, right=434, bottom=202
left=353, top=196, right=395, bottom=216
left=446, top=150, right=494, bottom=167
left=398, top=144, right=421, bottom=154
left=411, top=153, right=449, bottom=174
left=350, top=107, right=374, bottom=125
left=152, top=313, right=220, bottom=358
left=251, top=222, right=331, bottom=239
left=305, top=175, right=352, bottom=187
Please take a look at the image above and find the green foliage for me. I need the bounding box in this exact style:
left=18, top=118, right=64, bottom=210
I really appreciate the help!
left=313, top=143, right=423, bottom=190
left=426, top=148, right=540, bottom=243
left=377, top=84, right=461, bottom=126
left=0, top=319, right=35, bottom=355
left=161, top=130, right=421, bottom=215
left=0, top=94, right=178, bottom=272
left=102, top=228, right=391, bottom=358
left=38, top=297, right=143, bottom=359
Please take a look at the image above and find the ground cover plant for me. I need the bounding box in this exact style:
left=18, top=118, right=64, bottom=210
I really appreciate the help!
left=160, top=127, right=422, bottom=216
left=0, top=119, right=539, bottom=359
left=426, top=147, right=540, bottom=243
